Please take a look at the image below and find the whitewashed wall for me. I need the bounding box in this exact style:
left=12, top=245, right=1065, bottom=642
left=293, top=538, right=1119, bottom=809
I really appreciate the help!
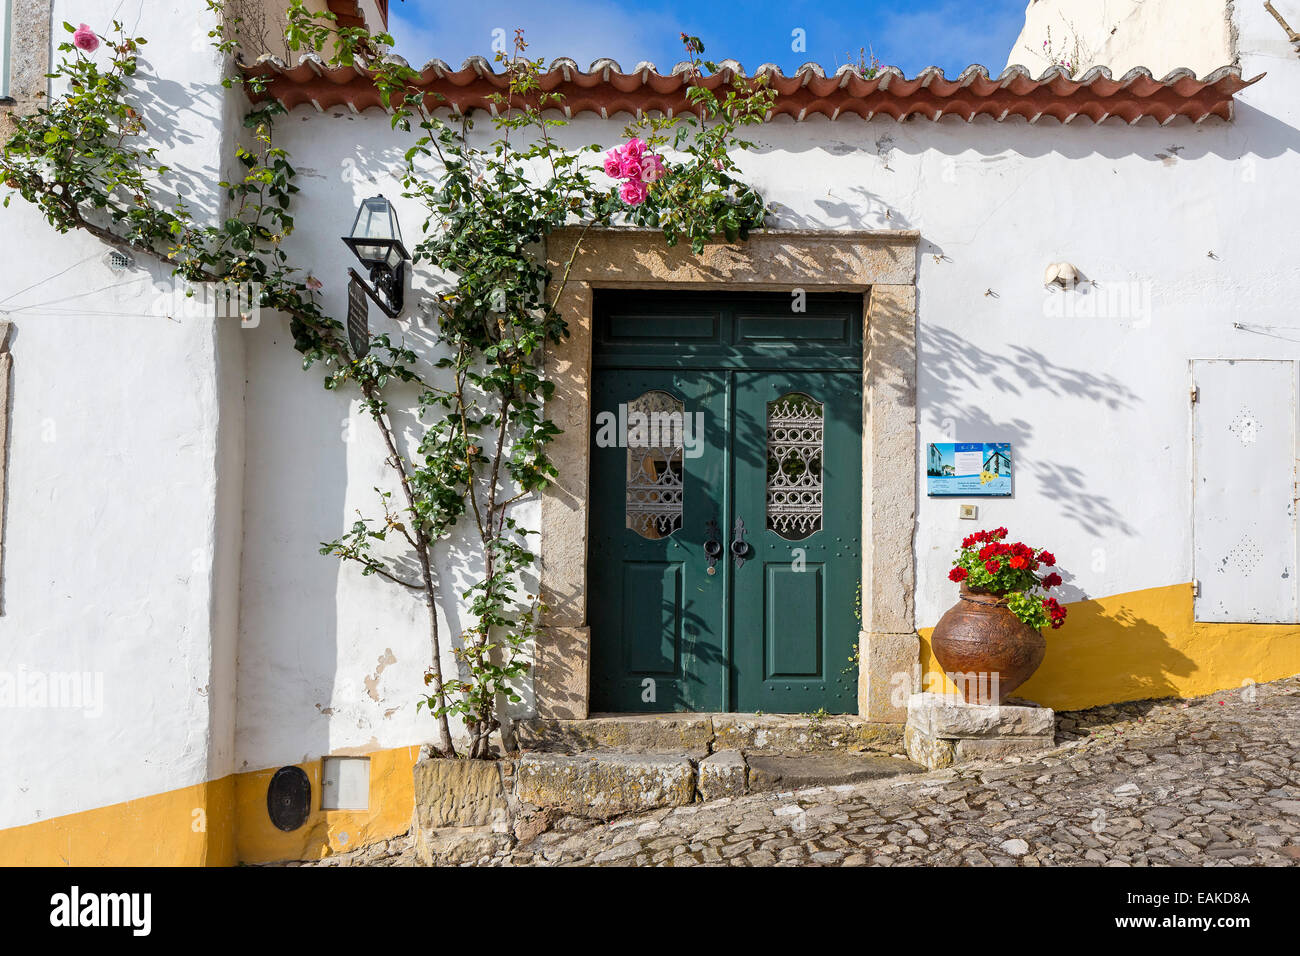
left=4, top=0, right=1300, bottom=834
left=1006, top=0, right=1235, bottom=76
left=0, top=1, right=242, bottom=831
left=237, top=0, right=1300, bottom=767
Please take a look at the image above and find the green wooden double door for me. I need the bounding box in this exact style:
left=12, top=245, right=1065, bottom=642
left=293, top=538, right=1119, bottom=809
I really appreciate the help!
left=589, top=291, right=863, bottom=713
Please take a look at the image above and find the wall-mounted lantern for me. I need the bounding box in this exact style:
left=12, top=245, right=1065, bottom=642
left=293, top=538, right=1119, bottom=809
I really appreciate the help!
left=341, top=195, right=409, bottom=318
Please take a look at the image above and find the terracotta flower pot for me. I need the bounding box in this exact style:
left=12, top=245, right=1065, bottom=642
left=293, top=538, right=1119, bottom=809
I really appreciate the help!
left=930, top=584, right=1046, bottom=704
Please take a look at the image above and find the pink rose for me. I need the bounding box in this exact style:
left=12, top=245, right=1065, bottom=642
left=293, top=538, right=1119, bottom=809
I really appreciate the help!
left=641, top=154, right=666, bottom=183
left=623, top=137, right=646, bottom=158
left=619, top=179, right=648, bottom=206
left=73, top=23, right=100, bottom=53
left=602, top=148, right=623, bottom=178
left=618, top=156, right=643, bottom=180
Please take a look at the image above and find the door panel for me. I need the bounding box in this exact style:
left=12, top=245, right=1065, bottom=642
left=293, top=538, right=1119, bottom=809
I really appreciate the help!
left=1192, top=359, right=1299, bottom=623
left=589, top=369, right=729, bottom=711
left=732, top=370, right=862, bottom=712
left=621, top=562, right=682, bottom=674
left=765, top=563, right=824, bottom=677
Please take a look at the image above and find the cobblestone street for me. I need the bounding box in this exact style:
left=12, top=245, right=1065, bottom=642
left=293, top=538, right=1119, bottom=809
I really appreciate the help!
left=305, top=676, right=1300, bottom=867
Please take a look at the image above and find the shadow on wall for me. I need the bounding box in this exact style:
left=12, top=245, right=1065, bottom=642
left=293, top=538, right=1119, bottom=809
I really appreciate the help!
left=921, top=581, right=1300, bottom=710
left=746, top=100, right=1300, bottom=164
left=917, top=320, right=1141, bottom=540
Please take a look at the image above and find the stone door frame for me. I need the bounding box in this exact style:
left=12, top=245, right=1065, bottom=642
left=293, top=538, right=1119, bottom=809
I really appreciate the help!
left=536, top=227, right=920, bottom=722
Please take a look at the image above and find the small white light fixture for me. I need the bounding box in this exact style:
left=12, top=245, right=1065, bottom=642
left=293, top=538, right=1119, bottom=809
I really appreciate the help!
left=1044, top=262, right=1080, bottom=290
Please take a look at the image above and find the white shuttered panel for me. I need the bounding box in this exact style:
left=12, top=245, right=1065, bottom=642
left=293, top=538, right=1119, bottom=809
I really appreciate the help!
left=1192, top=359, right=1298, bottom=623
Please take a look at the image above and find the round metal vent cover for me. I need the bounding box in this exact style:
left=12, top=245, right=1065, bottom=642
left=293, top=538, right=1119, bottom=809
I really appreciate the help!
left=267, top=766, right=312, bottom=832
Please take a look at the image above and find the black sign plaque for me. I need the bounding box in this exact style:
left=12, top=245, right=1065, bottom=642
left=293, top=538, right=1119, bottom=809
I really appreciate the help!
left=347, top=275, right=370, bottom=360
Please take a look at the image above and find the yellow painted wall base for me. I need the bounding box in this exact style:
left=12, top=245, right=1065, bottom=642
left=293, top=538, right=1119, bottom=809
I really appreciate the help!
left=233, top=745, right=420, bottom=864
left=0, top=745, right=420, bottom=867
left=0, top=777, right=236, bottom=867
left=920, top=582, right=1300, bottom=711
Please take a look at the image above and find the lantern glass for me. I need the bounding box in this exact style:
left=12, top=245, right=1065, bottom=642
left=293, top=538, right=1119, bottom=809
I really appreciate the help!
left=348, top=196, right=402, bottom=268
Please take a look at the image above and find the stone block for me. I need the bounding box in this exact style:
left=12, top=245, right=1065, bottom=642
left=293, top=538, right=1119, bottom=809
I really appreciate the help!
left=904, top=725, right=955, bottom=770
left=414, top=826, right=513, bottom=866
left=515, top=752, right=695, bottom=819
left=534, top=626, right=590, bottom=719
left=698, top=751, right=747, bottom=799
left=904, top=693, right=1056, bottom=769
left=906, top=692, right=1056, bottom=739
left=954, top=737, right=1055, bottom=761
left=858, top=631, right=920, bottom=723
left=412, top=756, right=510, bottom=831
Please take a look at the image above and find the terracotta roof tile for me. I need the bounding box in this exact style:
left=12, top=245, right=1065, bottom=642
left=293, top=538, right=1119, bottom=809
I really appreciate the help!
left=240, top=57, right=1263, bottom=125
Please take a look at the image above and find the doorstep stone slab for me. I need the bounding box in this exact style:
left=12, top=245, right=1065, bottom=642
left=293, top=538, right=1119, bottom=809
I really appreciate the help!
left=746, top=753, right=922, bottom=793
left=712, top=715, right=902, bottom=754
left=698, top=750, right=748, bottom=799
left=515, top=715, right=715, bottom=753
left=906, top=692, right=1056, bottom=738
left=515, top=751, right=696, bottom=819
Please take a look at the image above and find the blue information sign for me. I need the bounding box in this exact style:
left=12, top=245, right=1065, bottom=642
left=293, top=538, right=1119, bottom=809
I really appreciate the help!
left=926, top=442, right=1013, bottom=497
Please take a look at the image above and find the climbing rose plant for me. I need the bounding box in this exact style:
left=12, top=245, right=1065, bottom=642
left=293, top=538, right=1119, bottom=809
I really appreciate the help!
left=2, top=6, right=773, bottom=759
left=948, top=528, right=1067, bottom=631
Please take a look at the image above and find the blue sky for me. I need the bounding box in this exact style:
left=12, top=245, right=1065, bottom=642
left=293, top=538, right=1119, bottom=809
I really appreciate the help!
left=386, top=0, right=1033, bottom=78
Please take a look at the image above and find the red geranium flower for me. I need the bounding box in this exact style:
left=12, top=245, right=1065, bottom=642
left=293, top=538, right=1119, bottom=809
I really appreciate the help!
left=993, top=527, right=1008, bottom=539
left=1009, top=555, right=1028, bottom=570
left=1039, top=551, right=1056, bottom=566
left=948, top=567, right=968, bottom=582
left=1042, top=572, right=1062, bottom=588
left=984, top=559, right=1001, bottom=575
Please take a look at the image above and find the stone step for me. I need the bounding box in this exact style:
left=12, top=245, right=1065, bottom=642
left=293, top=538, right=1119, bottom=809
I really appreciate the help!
left=514, top=713, right=902, bottom=756
left=412, top=746, right=926, bottom=860
left=515, top=751, right=697, bottom=820
left=511, top=748, right=923, bottom=818
left=745, top=752, right=923, bottom=793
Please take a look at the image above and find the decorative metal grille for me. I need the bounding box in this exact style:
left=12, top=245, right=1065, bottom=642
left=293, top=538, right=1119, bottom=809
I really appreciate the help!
left=767, top=392, right=823, bottom=540
left=626, top=390, right=684, bottom=539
